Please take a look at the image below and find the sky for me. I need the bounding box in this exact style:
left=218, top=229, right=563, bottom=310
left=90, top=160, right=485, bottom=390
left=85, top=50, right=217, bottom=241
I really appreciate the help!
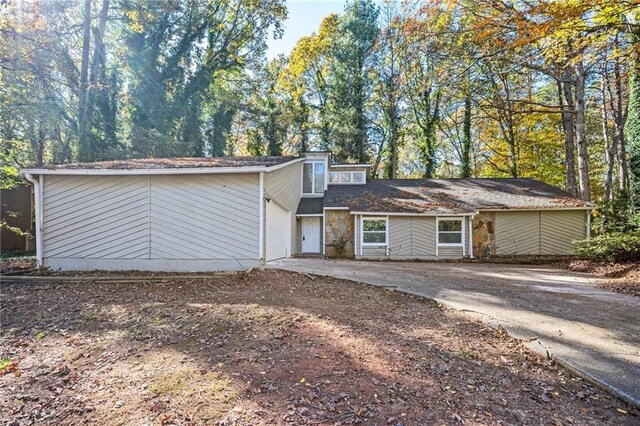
left=266, top=0, right=347, bottom=60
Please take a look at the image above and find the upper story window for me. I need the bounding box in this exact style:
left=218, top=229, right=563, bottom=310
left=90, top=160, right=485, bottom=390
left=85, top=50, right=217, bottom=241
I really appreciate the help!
left=303, top=162, right=325, bottom=195
left=329, top=171, right=366, bottom=185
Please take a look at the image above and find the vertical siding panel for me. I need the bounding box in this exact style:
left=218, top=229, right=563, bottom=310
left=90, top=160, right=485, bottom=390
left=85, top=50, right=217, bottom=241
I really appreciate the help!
left=43, top=175, right=149, bottom=259
left=412, top=217, right=436, bottom=257
left=540, top=211, right=586, bottom=255
left=389, top=217, right=412, bottom=257
left=149, top=174, right=260, bottom=260
left=495, top=211, right=540, bottom=255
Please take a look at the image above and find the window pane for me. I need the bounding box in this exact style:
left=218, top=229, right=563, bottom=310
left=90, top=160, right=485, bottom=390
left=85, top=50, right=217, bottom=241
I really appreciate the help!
left=363, top=219, right=386, bottom=232
left=303, top=163, right=313, bottom=193
left=438, top=233, right=462, bottom=244
left=340, top=173, right=351, bottom=182
left=438, top=220, right=462, bottom=232
left=352, top=172, right=364, bottom=182
left=314, top=163, right=325, bottom=193
left=363, top=232, right=386, bottom=243
left=329, top=172, right=339, bottom=182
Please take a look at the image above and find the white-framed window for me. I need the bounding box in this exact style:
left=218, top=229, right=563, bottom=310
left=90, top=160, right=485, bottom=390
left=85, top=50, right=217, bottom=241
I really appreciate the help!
left=361, top=217, right=388, bottom=246
left=437, top=218, right=463, bottom=246
left=303, top=161, right=326, bottom=195
left=328, top=171, right=366, bottom=185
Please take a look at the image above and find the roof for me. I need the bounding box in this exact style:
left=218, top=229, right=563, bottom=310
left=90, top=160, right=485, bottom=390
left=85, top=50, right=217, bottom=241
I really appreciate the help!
left=296, top=198, right=324, bottom=215
left=21, top=156, right=304, bottom=175
left=323, top=178, right=592, bottom=214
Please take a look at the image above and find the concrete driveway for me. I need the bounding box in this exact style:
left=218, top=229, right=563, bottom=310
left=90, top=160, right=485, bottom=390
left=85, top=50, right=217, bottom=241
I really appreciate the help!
left=267, top=258, right=640, bottom=407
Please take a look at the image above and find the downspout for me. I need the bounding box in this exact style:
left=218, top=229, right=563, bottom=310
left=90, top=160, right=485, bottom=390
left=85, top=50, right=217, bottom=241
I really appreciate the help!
left=258, top=172, right=265, bottom=264
left=23, top=173, right=43, bottom=267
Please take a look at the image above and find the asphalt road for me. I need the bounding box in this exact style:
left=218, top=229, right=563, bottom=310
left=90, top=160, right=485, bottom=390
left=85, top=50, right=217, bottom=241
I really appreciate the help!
left=268, top=258, right=640, bottom=407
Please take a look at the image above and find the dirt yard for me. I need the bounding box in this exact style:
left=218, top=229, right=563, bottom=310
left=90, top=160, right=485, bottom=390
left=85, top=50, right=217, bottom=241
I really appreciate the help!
left=567, top=260, right=640, bottom=297
left=1, top=270, right=638, bottom=425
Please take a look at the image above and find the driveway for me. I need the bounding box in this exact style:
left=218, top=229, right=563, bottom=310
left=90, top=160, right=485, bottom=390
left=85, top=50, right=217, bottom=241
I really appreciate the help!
left=268, top=258, right=640, bottom=407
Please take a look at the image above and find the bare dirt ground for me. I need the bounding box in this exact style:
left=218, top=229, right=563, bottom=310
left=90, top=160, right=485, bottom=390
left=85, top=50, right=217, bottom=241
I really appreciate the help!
left=1, top=270, right=638, bottom=425
left=566, top=260, right=640, bottom=297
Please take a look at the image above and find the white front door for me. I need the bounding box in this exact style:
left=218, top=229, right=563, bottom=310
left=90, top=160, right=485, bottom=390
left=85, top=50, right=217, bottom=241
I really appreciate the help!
left=301, top=217, right=321, bottom=253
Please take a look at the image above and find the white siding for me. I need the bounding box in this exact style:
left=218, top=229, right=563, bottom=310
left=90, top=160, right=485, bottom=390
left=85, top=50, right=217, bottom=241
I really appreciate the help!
left=266, top=201, right=290, bottom=260
left=264, top=162, right=302, bottom=255
left=42, top=173, right=261, bottom=271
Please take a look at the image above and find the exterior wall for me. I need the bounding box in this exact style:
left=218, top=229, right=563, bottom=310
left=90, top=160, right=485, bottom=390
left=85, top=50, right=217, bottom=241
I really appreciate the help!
left=324, top=210, right=354, bottom=258
left=493, top=210, right=588, bottom=256
left=264, top=161, right=303, bottom=254
left=354, top=215, right=465, bottom=260
left=42, top=173, right=261, bottom=271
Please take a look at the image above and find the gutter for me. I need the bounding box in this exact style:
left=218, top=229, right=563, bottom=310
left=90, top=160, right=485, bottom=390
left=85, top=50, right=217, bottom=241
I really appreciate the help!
left=23, top=173, right=43, bottom=267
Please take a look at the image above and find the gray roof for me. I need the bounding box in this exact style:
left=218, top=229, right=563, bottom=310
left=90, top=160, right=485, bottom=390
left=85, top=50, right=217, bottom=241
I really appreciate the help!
left=37, top=156, right=299, bottom=170
left=323, top=179, right=592, bottom=214
left=296, top=198, right=324, bottom=215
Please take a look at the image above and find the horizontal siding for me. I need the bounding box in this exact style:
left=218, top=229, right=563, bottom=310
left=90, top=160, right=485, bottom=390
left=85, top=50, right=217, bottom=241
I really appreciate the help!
left=412, top=217, right=437, bottom=257
left=495, top=211, right=540, bottom=255
left=149, top=174, right=259, bottom=260
left=43, top=175, right=149, bottom=259
left=389, top=217, right=412, bottom=257
left=540, top=211, right=586, bottom=255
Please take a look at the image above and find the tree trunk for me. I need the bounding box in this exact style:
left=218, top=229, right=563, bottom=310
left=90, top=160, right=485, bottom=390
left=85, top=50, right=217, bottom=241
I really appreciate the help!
left=559, top=71, right=578, bottom=195
left=601, top=72, right=616, bottom=201
left=77, top=0, right=92, bottom=160
left=574, top=62, right=591, bottom=201
left=460, top=93, right=472, bottom=178
left=613, top=56, right=629, bottom=192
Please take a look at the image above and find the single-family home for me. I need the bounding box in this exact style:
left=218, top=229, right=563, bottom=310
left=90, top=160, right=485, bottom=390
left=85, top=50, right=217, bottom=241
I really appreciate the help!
left=21, top=152, right=593, bottom=271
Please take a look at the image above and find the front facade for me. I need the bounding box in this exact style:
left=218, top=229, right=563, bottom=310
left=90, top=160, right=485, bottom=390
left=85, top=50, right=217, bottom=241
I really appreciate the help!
left=22, top=153, right=593, bottom=271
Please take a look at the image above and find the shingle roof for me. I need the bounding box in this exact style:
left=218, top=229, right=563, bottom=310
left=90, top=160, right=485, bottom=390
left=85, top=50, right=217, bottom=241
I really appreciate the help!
left=39, top=156, right=300, bottom=170
left=296, top=198, right=324, bottom=215
left=323, top=179, right=592, bottom=214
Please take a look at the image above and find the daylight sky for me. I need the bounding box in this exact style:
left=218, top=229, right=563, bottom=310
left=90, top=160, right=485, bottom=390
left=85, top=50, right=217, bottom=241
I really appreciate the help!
left=266, top=0, right=347, bottom=59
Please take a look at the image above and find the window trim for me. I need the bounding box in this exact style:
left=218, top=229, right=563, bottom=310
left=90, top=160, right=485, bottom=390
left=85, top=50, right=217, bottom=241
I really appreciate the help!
left=436, top=217, right=464, bottom=247
left=328, top=171, right=366, bottom=185
left=361, top=216, right=389, bottom=247
left=302, top=160, right=327, bottom=196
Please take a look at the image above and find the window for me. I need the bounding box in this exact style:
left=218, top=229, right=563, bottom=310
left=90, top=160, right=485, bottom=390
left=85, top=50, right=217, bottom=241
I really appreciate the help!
left=303, top=162, right=325, bottom=195
left=437, top=218, right=463, bottom=245
left=328, top=171, right=366, bottom=185
left=362, top=217, right=387, bottom=245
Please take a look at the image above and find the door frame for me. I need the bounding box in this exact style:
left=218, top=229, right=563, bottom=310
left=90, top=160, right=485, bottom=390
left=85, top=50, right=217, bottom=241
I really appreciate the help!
left=300, top=216, right=322, bottom=253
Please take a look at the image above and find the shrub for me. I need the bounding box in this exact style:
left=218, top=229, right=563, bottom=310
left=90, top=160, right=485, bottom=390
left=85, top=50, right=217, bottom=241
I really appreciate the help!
left=326, top=236, right=350, bottom=258
left=572, top=232, right=640, bottom=263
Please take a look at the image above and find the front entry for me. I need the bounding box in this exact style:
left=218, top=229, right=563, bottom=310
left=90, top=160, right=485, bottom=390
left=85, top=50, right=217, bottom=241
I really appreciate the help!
left=301, top=217, right=321, bottom=253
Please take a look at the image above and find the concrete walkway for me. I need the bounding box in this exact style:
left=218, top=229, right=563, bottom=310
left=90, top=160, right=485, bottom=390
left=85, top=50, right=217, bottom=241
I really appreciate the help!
left=267, top=259, right=640, bottom=407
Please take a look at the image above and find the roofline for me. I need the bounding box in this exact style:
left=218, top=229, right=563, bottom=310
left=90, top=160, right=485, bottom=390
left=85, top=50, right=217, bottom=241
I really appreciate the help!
left=479, top=207, right=594, bottom=211
left=331, top=164, right=372, bottom=168
left=349, top=211, right=478, bottom=216
left=20, top=157, right=305, bottom=176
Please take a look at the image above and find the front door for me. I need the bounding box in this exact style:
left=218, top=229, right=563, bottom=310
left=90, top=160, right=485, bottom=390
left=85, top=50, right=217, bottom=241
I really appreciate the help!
left=301, top=217, right=321, bottom=253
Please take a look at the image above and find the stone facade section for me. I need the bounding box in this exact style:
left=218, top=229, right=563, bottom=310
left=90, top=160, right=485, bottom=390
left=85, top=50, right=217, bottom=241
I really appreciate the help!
left=324, top=210, right=355, bottom=258
left=472, top=211, right=496, bottom=258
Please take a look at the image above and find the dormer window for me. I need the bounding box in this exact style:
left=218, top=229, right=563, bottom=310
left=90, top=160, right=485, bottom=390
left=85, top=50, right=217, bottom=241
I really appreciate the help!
left=303, top=161, right=325, bottom=195
left=328, top=171, right=366, bottom=185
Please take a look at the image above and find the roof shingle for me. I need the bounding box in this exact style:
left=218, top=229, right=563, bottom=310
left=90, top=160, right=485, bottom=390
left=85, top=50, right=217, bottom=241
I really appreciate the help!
left=39, top=156, right=300, bottom=170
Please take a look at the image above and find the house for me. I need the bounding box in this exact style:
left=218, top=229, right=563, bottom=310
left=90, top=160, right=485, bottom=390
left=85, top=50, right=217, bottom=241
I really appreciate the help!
left=21, top=152, right=593, bottom=271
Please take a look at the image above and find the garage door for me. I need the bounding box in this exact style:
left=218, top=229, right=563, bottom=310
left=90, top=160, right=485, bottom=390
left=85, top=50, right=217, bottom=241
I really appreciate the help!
left=266, top=201, right=290, bottom=261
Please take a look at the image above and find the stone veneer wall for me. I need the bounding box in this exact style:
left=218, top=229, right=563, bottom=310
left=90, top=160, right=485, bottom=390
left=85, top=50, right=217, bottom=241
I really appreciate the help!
left=472, top=211, right=496, bottom=258
left=324, top=210, right=355, bottom=258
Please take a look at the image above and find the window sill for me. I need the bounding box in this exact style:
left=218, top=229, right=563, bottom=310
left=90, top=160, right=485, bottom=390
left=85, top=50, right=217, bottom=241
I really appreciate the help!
left=437, top=243, right=464, bottom=247
left=361, top=243, right=388, bottom=247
